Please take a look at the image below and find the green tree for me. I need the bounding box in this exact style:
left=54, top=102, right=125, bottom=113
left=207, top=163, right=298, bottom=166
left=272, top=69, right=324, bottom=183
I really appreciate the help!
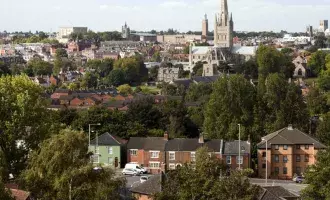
left=106, top=69, right=125, bottom=86
left=154, top=146, right=259, bottom=200
left=53, top=48, right=69, bottom=75
left=117, top=84, right=133, bottom=95
left=0, top=75, right=56, bottom=177
left=306, top=87, right=328, bottom=115
left=193, top=61, right=204, bottom=76
left=302, top=148, right=330, bottom=200
left=254, top=73, right=309, bottom=137
left=81, top=72, right=98, bottom=89
left=316, top=113, right=330, bottom=145
left=127, top=96, right=162, bottom=130
left=21, top=129, right=125, bottom=200
left=67, top=82, right=79, bottom=90
left=204, top=75, right=256, bottom=140
left=308, top=51, right=327, bottom=77
left=152, top=51, right=161, bottom=62
left=0, top=61, right=11, bottom=76
left=27, top=58, right=53, bottom=76
left=0, top=177, right=13, bottom=200
left=114, top=56, right=148, bottom=84
left=185, top=83, right=213, bottom=103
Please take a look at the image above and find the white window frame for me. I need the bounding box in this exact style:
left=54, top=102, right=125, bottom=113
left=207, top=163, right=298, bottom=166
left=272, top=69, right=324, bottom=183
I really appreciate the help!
left=236, top=156, right=243, bottom=165
left=92, top=155, right=99, bottom=163
left=226, top=156, right=231, bottom=165
left=191, top=152, right=196, bottom=162
left=169, top=163, right=176, bottom=170
left=108, top=147, right=113, bottom=155
left=149, top=162, right=160, bottom=169
left=130, top=149, right=137, bottom=156
left=169, top=152, right=176, bottom=161
left=95, top=147, right=99, bottom=154
left=150, top=151, right=160, bottom=158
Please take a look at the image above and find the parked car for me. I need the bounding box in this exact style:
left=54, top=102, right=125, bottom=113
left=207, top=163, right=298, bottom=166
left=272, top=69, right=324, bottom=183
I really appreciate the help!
left=295, top=176, right=305, bottom=184
left=125, top=163, right=147, bottom=174
left=122, top=168, right=140, bottom=176
left=140, top=176, right=150, bottom=183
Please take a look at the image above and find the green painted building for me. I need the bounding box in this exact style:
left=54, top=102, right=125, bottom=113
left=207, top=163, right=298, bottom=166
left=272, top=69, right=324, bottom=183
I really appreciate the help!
left=89, top=132, right=126, bottom=168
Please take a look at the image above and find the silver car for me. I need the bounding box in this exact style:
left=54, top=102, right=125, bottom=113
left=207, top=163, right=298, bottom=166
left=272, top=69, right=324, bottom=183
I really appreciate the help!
left=122, top=168, right=139, bottom=176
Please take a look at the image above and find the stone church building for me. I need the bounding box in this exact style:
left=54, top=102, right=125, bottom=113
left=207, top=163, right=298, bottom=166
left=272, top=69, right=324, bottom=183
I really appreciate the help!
left=189, top=0, right=257, bottom=77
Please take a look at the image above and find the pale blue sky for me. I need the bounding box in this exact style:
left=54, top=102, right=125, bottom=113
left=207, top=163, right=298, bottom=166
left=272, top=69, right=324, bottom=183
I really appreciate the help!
left=1, top=0, right=330, bottom=33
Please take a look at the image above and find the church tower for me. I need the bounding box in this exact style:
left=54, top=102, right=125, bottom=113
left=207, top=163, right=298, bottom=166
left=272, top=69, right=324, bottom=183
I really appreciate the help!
left=202, top=14, right=209, bottom=41
left=214, top=0, right=233, bottom=48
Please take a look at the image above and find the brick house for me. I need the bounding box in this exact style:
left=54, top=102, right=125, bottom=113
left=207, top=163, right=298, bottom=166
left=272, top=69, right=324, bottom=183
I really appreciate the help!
left=165, top=134, right=251, bottom=171
left=49, top=75, right=60, bottom=86
left=126, top=134, right=168, bottom=174
left=130, top=173, right=164, bottom=200
left=50, top=89, right=71, bottom=99
left=70, top=97, right=84, bottom=106
left=257, top=125, right=326, bottom=180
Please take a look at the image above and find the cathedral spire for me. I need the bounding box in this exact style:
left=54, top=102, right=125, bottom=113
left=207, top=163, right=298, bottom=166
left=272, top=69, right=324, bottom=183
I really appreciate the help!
left=221, top=0, right=228, bottom=15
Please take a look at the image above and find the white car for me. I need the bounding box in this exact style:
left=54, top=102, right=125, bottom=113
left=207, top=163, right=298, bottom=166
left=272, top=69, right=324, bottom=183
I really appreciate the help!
left=125, top=163, right=148, bottom=174
left=122, top=168, right=140, bottom=176
left=140, top=176, right=150, bottom=183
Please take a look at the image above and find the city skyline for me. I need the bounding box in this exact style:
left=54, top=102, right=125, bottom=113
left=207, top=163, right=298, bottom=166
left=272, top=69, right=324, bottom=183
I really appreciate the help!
left=1, top=0, right=330, bottom=33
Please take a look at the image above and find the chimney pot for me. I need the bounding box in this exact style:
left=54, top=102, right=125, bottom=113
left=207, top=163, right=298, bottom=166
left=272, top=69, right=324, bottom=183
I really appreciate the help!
left=164, top=132, right=169, bottom=140
left=199, top=133, right=204, bottom=144
left=288, top=124, right=293, bottom=130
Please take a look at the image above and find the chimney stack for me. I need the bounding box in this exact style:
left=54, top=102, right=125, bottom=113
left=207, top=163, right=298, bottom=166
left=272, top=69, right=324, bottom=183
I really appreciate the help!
left=288, top=124, right=293, bottom=130
left=199, top=133, right=204, bottom=144
left=164, top=131, right=169, bottom=141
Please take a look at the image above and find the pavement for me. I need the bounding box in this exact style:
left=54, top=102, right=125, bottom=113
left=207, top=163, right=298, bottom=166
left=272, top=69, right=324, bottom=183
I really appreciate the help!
left=116, top=169, right=307, bottom=196
left=250, top=178, right=308, bottom=195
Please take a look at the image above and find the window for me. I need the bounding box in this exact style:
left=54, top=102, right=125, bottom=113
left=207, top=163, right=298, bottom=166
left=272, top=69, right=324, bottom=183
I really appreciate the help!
left=149, top=162, right=160, bottom=169
left=283, top=167, right=288, bottom=175
left=283, top=155, right=288, bottom=163
left=236, top=156, right=243, bottom=165
left=92, top=155, right=99, bottom=163
left=191, top=152, right=196, bottom=162
left=108, top=157, right=113, bottom=165
left=305, top=155, right=309, bottom=162
left=296, top=145, right=301, bottom=150
left=108, top=147, right=113, bottom=155
left=275, top=167, right=279, bottom=175
left=296, top=155, right=301, bottom=162
left=169, top=152, right=175, bottom=161
left=95, top=147, right=99, bottom=154
left=305, top=145, right=309, bottom=150
left=130, top=149, right=137, bottom=156
left=283, top=145, right=288, bottom=150
left=262, top=152, right=266, bottom=157
left=296, top=167, right=301, bottom=175
left=169, top=164, right=176, bottom=170
left=150, top=151, right=160, bottom=158
left=226, top=156, right=231, bottom=165
left=274, top=155, right=279, bottom=163
left=262, top=164, right=266, bottom=169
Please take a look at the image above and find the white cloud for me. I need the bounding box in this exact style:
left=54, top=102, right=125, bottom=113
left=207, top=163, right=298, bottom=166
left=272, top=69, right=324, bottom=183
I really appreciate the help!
left=99, top=5, right=108, bottom=10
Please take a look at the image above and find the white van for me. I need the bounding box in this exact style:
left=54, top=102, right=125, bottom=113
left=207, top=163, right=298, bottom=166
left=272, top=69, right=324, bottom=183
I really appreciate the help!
left=125, top=163, right=147, bottom=174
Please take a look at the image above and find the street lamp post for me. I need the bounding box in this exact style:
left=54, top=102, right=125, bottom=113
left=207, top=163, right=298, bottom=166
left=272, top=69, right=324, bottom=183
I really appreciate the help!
left=88, top=123, right=101, bottom=147
left=238, top=124, right=241, bottom=170
left=262, top=138, right=268, bottom=186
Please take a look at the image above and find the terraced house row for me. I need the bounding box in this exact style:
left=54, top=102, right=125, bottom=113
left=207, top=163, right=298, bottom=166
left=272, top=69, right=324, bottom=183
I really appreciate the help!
left=88, top=125, right=326, bottom=178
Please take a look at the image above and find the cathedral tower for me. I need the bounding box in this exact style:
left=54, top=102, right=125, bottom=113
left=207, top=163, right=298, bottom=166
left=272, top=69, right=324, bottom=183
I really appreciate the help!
left=202, top=14, right=209, bottom=41
left=214, top=0, right=233, bottom=48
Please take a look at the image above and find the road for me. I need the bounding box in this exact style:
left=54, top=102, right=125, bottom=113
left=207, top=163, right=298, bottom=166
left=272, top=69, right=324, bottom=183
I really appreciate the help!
left=250, top=178, right=307, bottom=195
left=119, top=171, right=307, bottom=196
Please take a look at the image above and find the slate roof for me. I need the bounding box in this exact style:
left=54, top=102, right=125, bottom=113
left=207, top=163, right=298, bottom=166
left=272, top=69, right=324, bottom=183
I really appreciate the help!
left=173, top=79, right=193, bottom=88
left=258, top=186, right=300, bottom=200
left=127, top=137, right=167, bottom=151
left=130, top=174, right=163, bottom=195
left=191, top=46, right=210, bottom=55
left=90, top=132, right=124, bottom=146
left=165, top=139, right=251, bottom=155
left=193, top=76, right=220, bottom=83
left=231, top=46, right=258, bottom=55
left=258, top=126, right=326, bottom=149
left=224, top=141, right=251, bottom=155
